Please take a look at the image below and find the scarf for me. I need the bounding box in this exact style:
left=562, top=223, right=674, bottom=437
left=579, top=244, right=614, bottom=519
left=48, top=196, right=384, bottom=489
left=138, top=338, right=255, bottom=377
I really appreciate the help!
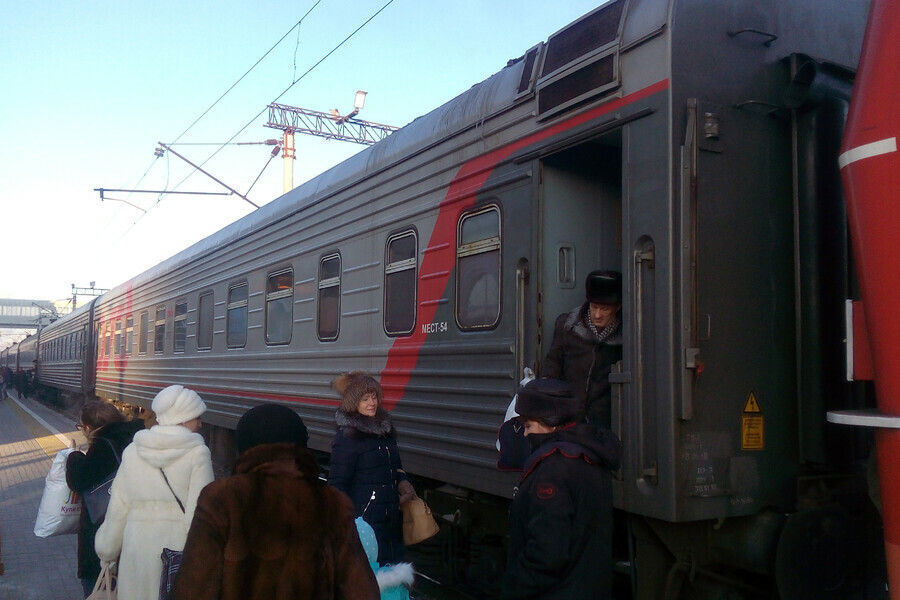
left=586, top=314, right=620, bottom=344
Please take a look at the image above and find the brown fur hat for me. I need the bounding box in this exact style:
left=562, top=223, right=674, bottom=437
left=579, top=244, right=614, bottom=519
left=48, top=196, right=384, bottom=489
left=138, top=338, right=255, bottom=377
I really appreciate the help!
left=332, top=371, right=384, bottom=414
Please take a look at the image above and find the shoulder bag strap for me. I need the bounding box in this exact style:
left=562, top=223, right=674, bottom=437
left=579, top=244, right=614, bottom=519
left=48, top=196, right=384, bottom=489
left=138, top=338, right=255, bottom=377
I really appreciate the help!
left=160, top=469, right=185, bottom=513
left=99, top=437, right=121, bottom=465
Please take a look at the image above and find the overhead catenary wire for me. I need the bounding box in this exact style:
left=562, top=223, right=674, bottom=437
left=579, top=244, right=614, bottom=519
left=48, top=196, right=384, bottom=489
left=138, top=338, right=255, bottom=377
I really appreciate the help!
left=167, top=0, right=397, bottom=191
left=111, top=0, right=324, bottom=232
left=169, top=0, right=323, bottom=147
left=130, top=0, right=395, bottom=230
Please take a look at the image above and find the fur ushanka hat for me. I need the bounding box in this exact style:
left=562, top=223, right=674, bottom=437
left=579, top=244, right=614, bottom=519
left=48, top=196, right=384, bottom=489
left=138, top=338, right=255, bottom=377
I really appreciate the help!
left=585, top=270, right=622, bottom=305
left=515, top=378, right=580, bottom=423
left=332, top=371, right=384, bottom=414
left=151, top=385, right=207, bottom=426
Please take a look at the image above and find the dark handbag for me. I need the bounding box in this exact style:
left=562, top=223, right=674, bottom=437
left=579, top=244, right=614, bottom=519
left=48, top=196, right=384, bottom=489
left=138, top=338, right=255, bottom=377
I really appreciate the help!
left=158, top=547, right=183, bottom=600
left=158, top=469, right=185, bottom=600
left=84, top=439, right=121, bottom=525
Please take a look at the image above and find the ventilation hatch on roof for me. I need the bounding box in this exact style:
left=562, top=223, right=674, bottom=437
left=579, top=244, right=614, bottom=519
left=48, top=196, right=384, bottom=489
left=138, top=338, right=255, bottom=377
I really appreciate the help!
left=536, top=0, right=626, bottom=118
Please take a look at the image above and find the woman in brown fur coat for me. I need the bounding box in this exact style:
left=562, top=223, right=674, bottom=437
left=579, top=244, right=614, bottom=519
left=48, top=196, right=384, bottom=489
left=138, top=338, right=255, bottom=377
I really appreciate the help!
left=172, top=404, right=379, bottom=600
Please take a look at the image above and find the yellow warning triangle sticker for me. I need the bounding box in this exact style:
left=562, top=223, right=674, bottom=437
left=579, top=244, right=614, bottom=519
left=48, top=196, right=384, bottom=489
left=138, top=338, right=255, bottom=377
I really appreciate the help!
left=743, top=392, right=761, bottom=413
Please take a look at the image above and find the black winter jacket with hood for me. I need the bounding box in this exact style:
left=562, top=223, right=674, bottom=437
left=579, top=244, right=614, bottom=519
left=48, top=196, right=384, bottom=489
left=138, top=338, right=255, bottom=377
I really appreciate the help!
left=502, top=423, right=618, bottom=600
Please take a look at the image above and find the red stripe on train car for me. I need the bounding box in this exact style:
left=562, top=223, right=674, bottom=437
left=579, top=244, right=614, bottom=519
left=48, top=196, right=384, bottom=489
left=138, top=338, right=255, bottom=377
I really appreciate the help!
left=380, top=78, right=670, bottom=409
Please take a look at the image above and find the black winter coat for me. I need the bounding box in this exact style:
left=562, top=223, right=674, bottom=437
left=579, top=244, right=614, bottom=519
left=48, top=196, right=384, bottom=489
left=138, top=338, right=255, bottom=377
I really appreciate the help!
left=329, top=409, right=408, bottom=564
left=542, top=303, right=623, bottom=428
left=66, top=419, right=144, bottom=580
left=502, top=424, right=617, bottom=600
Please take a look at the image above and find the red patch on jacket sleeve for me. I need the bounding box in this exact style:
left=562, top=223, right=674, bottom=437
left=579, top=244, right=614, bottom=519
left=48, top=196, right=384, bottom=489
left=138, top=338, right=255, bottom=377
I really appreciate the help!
left=535, top=483, right=557, bottom=500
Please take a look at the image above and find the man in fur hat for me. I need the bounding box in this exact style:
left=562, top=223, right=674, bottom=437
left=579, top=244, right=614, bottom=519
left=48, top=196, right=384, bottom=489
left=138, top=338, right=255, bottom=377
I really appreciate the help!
left=542, top=269, right=623, bottom=428
left=501, top=378, right=620, bottom=600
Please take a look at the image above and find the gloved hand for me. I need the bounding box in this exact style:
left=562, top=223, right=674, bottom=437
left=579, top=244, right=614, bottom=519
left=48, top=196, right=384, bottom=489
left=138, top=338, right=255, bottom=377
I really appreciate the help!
left=398, top=479, right=416, bottom=505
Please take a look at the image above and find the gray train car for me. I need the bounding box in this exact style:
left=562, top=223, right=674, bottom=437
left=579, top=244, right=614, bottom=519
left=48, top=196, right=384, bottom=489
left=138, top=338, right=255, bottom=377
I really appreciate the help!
left=17, top=334, right=38, bottom=374
left=36, top=299, right=96, bottom=399
left=67, top=0, right=876, bottom=597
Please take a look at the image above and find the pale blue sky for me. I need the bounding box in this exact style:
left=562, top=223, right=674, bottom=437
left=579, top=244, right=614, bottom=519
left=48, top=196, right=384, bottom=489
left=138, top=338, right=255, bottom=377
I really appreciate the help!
left=0, top=1, right=603, bottom=308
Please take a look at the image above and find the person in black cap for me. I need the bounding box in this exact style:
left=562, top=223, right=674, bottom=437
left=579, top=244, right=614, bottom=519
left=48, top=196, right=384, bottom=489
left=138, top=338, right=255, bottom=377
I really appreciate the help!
left=501, top=378, right=620, bottom=600
left=542, top=270, right=623, bottom=428
left=172, top=404, right=379, bottom=600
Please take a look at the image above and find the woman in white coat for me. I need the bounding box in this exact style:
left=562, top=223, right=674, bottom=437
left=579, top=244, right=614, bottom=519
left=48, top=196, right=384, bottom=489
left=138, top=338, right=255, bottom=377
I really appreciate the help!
left=95, top=385, right=214, bottom=600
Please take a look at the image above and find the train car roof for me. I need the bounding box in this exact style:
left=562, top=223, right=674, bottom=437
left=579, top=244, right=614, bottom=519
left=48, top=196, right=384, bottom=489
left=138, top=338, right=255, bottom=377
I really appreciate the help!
left=18, top=334, right=38, bottom=350
left=39, top=297, right=96, bottom=334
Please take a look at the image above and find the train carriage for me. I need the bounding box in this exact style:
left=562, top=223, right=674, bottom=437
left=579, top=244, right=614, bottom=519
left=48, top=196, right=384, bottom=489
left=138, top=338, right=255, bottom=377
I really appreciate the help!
left=17, top=334, right=38, bottom=376
left=35, top=299, right=96, bottom=401
left=36, top=0, right=884, bottom=597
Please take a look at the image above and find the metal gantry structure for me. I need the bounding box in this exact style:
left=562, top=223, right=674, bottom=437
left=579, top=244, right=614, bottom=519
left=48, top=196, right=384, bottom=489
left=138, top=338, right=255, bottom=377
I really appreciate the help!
left=266, top=102, right=399, bottom=145
left=265, top=99, right=400, bottom=192
left=71, top=282, right=110, bottom=310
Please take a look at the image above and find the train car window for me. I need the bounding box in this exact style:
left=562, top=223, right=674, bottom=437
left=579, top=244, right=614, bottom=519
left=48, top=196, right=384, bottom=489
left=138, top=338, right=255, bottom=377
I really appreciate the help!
left=266, top=269, right=293, bottom=345
left=125, top=317, right=134, bottom=356
left=456, top=206, right=501, bottom=330
left=97, top=323, right=103, bottom=358
left=106, top=323, right=111, bottom=356
left=227, top=282, right=248, bottom=348
left=139, top=312, right=148, bottom=354
left=318, top=254, right=341, bottom=341
left=115, top=321, right=123, bottom=355
left=154, top=306, right=166, bottom=354
left=198, top=292, right=214, bottom=350
left=384, top=230, right=417, bottom=336
left=174, top=301, right=188, bottom=353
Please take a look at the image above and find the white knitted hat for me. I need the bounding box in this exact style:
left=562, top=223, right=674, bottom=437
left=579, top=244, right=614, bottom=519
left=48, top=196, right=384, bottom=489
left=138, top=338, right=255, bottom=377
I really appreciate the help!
left=152, top=385, right=206, bottom=426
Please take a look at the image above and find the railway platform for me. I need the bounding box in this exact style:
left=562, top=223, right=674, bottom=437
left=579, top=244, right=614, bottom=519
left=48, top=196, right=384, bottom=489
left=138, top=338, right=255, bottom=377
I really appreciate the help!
left=0, top=393, right=460, bottom=600
left=0, top=390, right=87, bottom=599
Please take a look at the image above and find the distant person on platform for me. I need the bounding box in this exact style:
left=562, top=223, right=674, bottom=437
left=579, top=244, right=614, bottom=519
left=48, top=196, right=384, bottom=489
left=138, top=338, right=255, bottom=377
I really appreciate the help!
left=542, top=270, right=623, bottom=428
left=14, top=367, right=25, bottom=396
left=0, top=366, right=9, bottom=400
left=172, top=404, right=379, bottom=600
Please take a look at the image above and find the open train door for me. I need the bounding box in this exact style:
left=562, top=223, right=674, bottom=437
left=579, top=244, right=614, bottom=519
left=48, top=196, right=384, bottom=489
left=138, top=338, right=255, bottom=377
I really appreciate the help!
left=830, top=0, right=900, bottom=597
left=536, top=131, right=624, bottom=371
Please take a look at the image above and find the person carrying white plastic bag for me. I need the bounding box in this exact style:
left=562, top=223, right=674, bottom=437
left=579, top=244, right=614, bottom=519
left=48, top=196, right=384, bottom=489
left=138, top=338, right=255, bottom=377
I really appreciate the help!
left=496, top=367, right=535, bottom=452
left=34, top=447, right=82, bottom=537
